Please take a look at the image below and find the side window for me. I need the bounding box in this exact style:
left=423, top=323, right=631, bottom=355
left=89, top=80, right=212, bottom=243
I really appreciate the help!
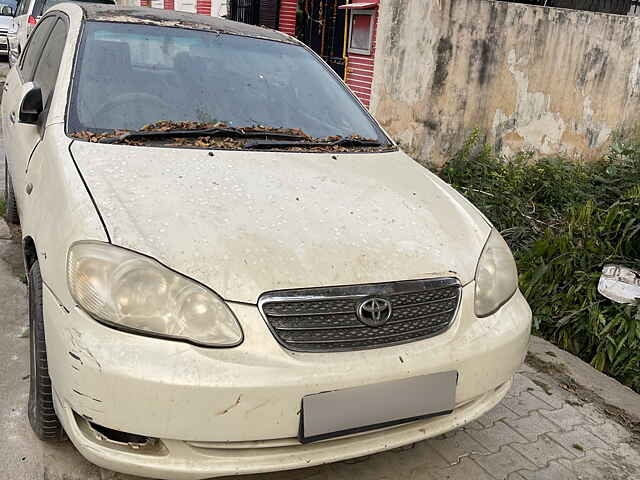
left=32, top=19, right=66, bottom=109
left=33, top=0, right=48, bottom=17
left=33, top=20, right=67, bottom=109
left=19, top=15, right=55, bottom=80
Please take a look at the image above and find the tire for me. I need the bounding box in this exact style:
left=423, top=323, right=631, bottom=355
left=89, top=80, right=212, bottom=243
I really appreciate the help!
left=27, top=261, right=65, bottom=441
left=4, top=159, right=19, bottom=225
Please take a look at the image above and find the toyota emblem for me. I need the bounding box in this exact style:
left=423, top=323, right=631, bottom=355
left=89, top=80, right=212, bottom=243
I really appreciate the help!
left=357, top=297, right=393, bottom=327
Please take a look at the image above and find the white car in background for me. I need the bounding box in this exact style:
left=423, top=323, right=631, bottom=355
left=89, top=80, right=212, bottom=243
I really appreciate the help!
left=0, top=0, right=16, bottom=56
left=2, top=4, right=532, bottom=479
left=6, top=0, right=113, bottom=65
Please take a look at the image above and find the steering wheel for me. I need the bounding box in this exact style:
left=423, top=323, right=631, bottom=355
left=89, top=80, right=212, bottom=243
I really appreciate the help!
left=93, top=92, right=174, bottom=126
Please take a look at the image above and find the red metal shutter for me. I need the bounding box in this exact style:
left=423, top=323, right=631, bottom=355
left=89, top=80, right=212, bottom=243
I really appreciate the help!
left=278, top=0, right=296, bottom=35
left=197, top=0, right=212, bottom=14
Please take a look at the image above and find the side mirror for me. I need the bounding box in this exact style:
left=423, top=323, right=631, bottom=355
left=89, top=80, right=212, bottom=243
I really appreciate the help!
left=598, top=265, right=640, bottom=305
left=19, top=83, right=43, bottom=124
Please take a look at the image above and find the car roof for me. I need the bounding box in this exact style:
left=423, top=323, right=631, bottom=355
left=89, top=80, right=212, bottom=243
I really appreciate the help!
left=71, top=4, right=298, bottom=44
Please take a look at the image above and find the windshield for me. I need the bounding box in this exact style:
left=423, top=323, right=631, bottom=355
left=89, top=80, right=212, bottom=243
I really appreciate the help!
left=68, top=21, right=393, bottom=150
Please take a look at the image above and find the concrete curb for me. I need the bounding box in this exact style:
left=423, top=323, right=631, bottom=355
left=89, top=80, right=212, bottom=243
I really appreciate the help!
left=528, top=335, right=640, bottom=423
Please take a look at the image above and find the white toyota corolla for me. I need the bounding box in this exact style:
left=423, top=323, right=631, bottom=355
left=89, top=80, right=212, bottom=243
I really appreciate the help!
left=2, top=4, right=531, bottom=479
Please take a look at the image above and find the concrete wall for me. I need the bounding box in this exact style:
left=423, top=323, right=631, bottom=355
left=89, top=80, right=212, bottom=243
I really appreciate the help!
left=371, top=0, right=640, bottom=166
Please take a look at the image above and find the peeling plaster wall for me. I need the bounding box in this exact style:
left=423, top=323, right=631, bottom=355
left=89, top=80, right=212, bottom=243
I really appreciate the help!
left=371, top=0, right=640, bottom=166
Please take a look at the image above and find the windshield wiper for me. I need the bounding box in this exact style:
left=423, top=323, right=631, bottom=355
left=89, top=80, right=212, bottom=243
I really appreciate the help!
left=98, top=126, right=309, bottom=144
left=244, top=137, right=385, bottom=150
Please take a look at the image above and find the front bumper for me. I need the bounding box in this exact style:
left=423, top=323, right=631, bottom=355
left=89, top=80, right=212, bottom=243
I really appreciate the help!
left=54, top=379, right=511, bottom=480
left=43, top=282, right=531, bottom=479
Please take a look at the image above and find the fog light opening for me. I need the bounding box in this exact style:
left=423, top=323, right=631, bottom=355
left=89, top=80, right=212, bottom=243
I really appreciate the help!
left=88, top=421, right=153, bottom=449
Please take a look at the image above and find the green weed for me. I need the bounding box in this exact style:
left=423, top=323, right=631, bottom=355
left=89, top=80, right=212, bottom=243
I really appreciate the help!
left=436, top=132, right=640, bottom=391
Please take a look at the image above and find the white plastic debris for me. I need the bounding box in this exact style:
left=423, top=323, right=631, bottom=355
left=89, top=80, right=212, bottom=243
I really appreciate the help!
left=598, top=265, right=640, bottom=305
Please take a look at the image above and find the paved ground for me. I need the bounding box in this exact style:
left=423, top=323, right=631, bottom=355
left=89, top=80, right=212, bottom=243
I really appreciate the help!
left=1, top=58, right=640, bottom=479
left=0, top=59, right=9, bottom=81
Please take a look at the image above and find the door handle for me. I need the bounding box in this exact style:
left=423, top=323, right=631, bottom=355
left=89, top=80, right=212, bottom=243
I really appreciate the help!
left=9, top=111, right=15, bottom=124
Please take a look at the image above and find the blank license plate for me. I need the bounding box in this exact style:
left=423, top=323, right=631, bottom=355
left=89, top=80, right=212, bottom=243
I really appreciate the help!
left=299, top=371, right=457, bottom=443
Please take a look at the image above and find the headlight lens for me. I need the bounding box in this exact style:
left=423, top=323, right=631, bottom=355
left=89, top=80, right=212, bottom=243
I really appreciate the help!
left=67, top=241, right=243, bottom=347
left=474, top=229, right=519, bottom=317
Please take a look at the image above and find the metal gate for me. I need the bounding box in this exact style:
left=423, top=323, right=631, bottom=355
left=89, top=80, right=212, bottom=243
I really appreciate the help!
left=229, top=0, right=260, bottom=24
left=229, top=0, right=280, bottom=28
left=297, top=0, right=347, bottom=78
left=259, top=0, right=280, bottom=29
left=230, top=0, right=348, bottom=78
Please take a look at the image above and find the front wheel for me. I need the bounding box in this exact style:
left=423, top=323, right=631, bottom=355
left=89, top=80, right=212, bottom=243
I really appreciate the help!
left=27, top=260, right=65, bottom=441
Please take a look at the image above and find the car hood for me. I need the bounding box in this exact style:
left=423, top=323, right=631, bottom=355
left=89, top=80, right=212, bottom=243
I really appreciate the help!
left=71, top=142, right=491, bottom=304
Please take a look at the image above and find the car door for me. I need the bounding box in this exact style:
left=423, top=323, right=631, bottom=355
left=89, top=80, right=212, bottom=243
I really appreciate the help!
left=20, top=15, right=67, bottom=229
left=3, top=14, right=56, bottom=211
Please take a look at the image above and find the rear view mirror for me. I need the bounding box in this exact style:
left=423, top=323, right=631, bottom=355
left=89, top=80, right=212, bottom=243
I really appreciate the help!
left=598, top=265, right=640, bottom=305
left=19, top=83, right=43, bottom=124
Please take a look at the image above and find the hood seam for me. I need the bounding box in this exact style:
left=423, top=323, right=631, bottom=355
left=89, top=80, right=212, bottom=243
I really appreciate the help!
left=68, top=140, right=112, bottom=243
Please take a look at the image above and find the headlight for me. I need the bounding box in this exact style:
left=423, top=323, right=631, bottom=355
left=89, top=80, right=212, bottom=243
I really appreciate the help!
left=474, top=229, right=519, bottom=317
left=67, top=241, right=243, bottom=347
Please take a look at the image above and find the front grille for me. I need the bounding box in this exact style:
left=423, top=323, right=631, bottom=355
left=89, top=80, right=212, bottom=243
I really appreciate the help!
left=259, top=278, right=461, bottom=352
